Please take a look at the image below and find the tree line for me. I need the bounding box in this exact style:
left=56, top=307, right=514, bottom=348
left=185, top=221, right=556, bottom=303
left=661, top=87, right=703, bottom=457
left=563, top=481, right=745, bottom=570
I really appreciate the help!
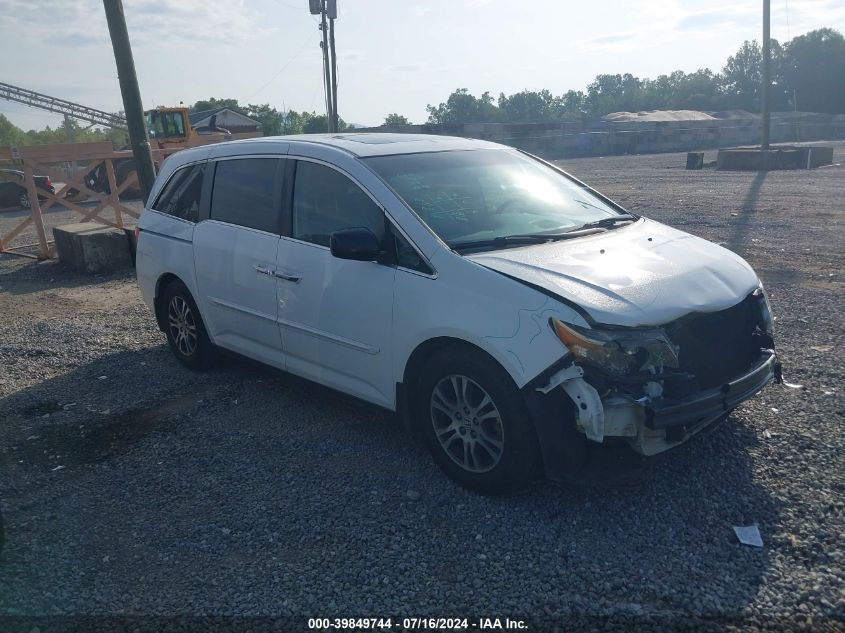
left=1, top=27, right=841, bottom=147
left=0, top=114, right=128, bottom=148
left=424, top=28, right=845, bottom=125
left=188, top=98, right=351, bottom=135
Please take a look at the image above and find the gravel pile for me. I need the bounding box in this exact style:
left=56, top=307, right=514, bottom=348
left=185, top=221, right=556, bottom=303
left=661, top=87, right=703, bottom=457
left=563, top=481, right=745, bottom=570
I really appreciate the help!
left=0, top=143, right=843, bottom=630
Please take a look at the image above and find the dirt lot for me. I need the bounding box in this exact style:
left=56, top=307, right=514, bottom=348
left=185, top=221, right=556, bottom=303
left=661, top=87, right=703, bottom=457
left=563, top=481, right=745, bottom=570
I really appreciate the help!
left=0, top=143, right=843, bottom=630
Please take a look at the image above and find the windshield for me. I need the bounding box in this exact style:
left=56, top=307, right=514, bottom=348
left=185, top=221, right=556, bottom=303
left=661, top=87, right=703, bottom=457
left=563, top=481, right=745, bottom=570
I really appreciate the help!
left=365, top=149, right=627, bottom=250
left=145, top=110, right=187, bottom=139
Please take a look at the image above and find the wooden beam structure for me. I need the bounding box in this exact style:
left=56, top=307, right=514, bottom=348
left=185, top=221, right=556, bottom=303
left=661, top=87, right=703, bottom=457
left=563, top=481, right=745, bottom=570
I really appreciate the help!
left=0, top=134, right=261, bottom=259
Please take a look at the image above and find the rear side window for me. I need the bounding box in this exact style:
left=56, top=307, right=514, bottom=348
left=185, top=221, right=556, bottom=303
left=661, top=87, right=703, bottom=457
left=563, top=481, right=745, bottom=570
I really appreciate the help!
left=151, top=163, right=204, bottom=222
left=210, top=158, right=281, bottom=233
left=292, top=161, right=385, bottom=247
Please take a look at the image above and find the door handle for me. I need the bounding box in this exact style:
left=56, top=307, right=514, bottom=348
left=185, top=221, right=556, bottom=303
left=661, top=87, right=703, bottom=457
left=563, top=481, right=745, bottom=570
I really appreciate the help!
left=253, top=264, right=273, bottom=276
left=273, top=269, right=302, bottom=283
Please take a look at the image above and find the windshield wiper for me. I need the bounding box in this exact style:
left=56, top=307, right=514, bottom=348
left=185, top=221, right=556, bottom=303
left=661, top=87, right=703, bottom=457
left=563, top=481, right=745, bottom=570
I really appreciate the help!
left=450, top=231, right=597, bottom=252
left=451, top=215, right=639, bottom=252
left=569, top=213, right=638, bottom=232
left=451, top=234, right=558, bottom=251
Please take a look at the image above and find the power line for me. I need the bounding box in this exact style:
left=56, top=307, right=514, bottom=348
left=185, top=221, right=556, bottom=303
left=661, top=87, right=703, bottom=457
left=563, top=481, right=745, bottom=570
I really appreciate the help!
left=246, top=30, right=316, bottom=100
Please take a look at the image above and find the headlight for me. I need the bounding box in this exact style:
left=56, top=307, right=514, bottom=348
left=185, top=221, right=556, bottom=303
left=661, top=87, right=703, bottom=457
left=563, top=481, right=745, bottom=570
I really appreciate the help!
left=550, top=318, right=679, bottom=375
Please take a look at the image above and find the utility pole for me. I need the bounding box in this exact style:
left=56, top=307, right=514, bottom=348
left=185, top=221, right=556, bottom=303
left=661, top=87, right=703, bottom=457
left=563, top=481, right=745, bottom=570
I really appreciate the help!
left=319, top=3, right=334, bottom=132
left=63, top=114, right=75, bottom=181
left=761, top=0, right=771, bottom=152
left=329, top=5, right=339, bottom=133
left=311, top=0, right=338, bottom=132
left=103, top=0, right=156, bottom=202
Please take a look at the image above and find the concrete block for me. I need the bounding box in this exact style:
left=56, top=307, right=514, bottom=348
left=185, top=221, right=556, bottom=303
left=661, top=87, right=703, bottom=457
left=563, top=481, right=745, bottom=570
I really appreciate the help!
left=53, top=222, right=133, bottom=274
left=686, top=152, right=704, bottom=169
left=716, top=146, right=834, bottom=171
left=806, top=146, right=834, bottom=167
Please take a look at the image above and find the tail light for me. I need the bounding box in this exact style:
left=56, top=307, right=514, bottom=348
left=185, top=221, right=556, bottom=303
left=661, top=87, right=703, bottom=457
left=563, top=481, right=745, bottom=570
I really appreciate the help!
left=45, top=176, right=53, bottom=188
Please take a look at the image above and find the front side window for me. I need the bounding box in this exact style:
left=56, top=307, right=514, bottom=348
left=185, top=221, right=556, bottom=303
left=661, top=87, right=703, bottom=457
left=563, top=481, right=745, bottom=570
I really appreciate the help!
left=393, top=228, right=432, bottom=274
left=210, top=158, right=281, bottom=233
left=151, top=162, right=204, bottom=222
left=292, top=161, right=385, bottom=247
left=365, top=149, right=624, bottom=251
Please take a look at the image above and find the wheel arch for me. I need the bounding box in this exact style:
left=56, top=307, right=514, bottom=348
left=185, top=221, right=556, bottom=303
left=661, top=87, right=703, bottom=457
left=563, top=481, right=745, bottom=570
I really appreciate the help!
left=397, top=335, right=585, bottom=482
left=402, top=337, right=498, bottom=389
left=153, top=272, right=184, bottom=331
left=397, top=336, right=531, bottom=432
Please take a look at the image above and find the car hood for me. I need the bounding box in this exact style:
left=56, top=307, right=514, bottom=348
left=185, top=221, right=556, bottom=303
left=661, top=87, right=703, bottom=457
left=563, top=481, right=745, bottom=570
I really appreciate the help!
left=467, top=219, right=759, bottom=327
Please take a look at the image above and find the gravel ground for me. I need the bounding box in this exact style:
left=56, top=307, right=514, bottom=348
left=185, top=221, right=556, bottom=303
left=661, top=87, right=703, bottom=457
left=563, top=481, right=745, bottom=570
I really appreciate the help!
left=1, top=143, right=844, bottom=631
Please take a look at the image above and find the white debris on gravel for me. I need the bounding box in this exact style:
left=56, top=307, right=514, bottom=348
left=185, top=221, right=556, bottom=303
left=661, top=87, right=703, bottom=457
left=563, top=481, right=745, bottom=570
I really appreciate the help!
left=734, top=525, right=764, bottom=548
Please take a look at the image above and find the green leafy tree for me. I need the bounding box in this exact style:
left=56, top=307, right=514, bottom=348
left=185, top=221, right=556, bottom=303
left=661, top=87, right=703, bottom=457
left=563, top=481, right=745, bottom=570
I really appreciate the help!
left=383, top=113, right=411, bottom=126
left=721, top=40, right=763, bottom=110
left=670, top=69, right=722, bottom=110
left=497, top=90, right=562, bottom=121
left=426, top=89, right=500, bottom=124
left=783, top=28, right=845, bottom=113
left=189, top=98, right=245, bottom=114
left=720, top=40, right=787, bottom=111
left=0, top=114, right=28, bottom=146
left=246, top=103, right=284, bottom=136
left=301, top=114, right=349, bottom=133
left=560, top=90, right=587, bottom=118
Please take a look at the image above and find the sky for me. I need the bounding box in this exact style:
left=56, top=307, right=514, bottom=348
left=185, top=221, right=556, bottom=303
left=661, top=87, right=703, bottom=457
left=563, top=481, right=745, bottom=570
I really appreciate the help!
left=1, top=0, right=843, bottom=131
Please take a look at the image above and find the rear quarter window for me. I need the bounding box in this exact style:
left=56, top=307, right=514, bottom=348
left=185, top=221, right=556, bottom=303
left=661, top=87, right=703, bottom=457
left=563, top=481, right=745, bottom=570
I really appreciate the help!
left=151, top=162, right=205, bottom=223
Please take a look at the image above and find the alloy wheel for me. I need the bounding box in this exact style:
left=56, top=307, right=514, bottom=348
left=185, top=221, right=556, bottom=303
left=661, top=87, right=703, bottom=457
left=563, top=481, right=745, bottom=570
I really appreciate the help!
left=167, top=296, right=198, bottom=357
left=430, top=374, right=505, bottom=473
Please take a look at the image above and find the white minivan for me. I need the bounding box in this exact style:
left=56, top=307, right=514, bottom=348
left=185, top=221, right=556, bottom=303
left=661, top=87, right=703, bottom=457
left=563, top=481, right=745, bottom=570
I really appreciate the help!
left=136, top=134, right=779, bottom=493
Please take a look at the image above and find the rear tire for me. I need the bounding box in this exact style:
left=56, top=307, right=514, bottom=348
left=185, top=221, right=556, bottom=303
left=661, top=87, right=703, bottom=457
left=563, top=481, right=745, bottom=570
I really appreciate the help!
left=415, top=347, right=539, bottom=494
left=161, top=280, right=214, bottom=371
left=18, top=190, right=30, bottom=209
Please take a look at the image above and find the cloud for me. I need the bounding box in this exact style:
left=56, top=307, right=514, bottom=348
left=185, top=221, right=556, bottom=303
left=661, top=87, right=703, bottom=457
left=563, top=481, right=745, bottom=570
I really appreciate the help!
left=0, top=0, right=273, bottom=47
left=43, top=33, right=106, bottom=47
left=677, top=10, right=756, bottom=31
left=588, top=33, right=637, bottom=46
left=573, top=31, right=641, bottom=52
left=388, top=64, right=424, bottom=72
left=387, top=63, right=467, bottom=74
left=125, top=0, right=274, bottom=44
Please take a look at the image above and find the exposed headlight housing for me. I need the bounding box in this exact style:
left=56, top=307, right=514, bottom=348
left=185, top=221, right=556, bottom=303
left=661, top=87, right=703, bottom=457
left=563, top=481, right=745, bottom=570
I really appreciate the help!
left=753, top=286, right=775, bottom=337
left=550, top=318, right=679, bottom=376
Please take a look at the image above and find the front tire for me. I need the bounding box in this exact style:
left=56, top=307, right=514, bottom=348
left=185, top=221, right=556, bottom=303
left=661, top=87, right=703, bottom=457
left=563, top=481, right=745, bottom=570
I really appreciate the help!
left=18, top=190, right=30, bottom=209
left=416, top=348, right=539, bottom=494
left=161, top=280, right=214, bottom=370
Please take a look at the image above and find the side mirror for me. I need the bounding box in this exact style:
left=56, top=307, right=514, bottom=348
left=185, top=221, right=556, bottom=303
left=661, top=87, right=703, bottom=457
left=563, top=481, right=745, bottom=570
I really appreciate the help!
left=330, top=227, right=382, bottom=262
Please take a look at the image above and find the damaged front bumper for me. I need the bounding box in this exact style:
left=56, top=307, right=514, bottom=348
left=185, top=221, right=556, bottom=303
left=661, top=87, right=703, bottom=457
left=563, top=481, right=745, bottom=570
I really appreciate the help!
left=645, top=351, right=777, bottom=430
left=533, top=351, right=779, bottom=459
